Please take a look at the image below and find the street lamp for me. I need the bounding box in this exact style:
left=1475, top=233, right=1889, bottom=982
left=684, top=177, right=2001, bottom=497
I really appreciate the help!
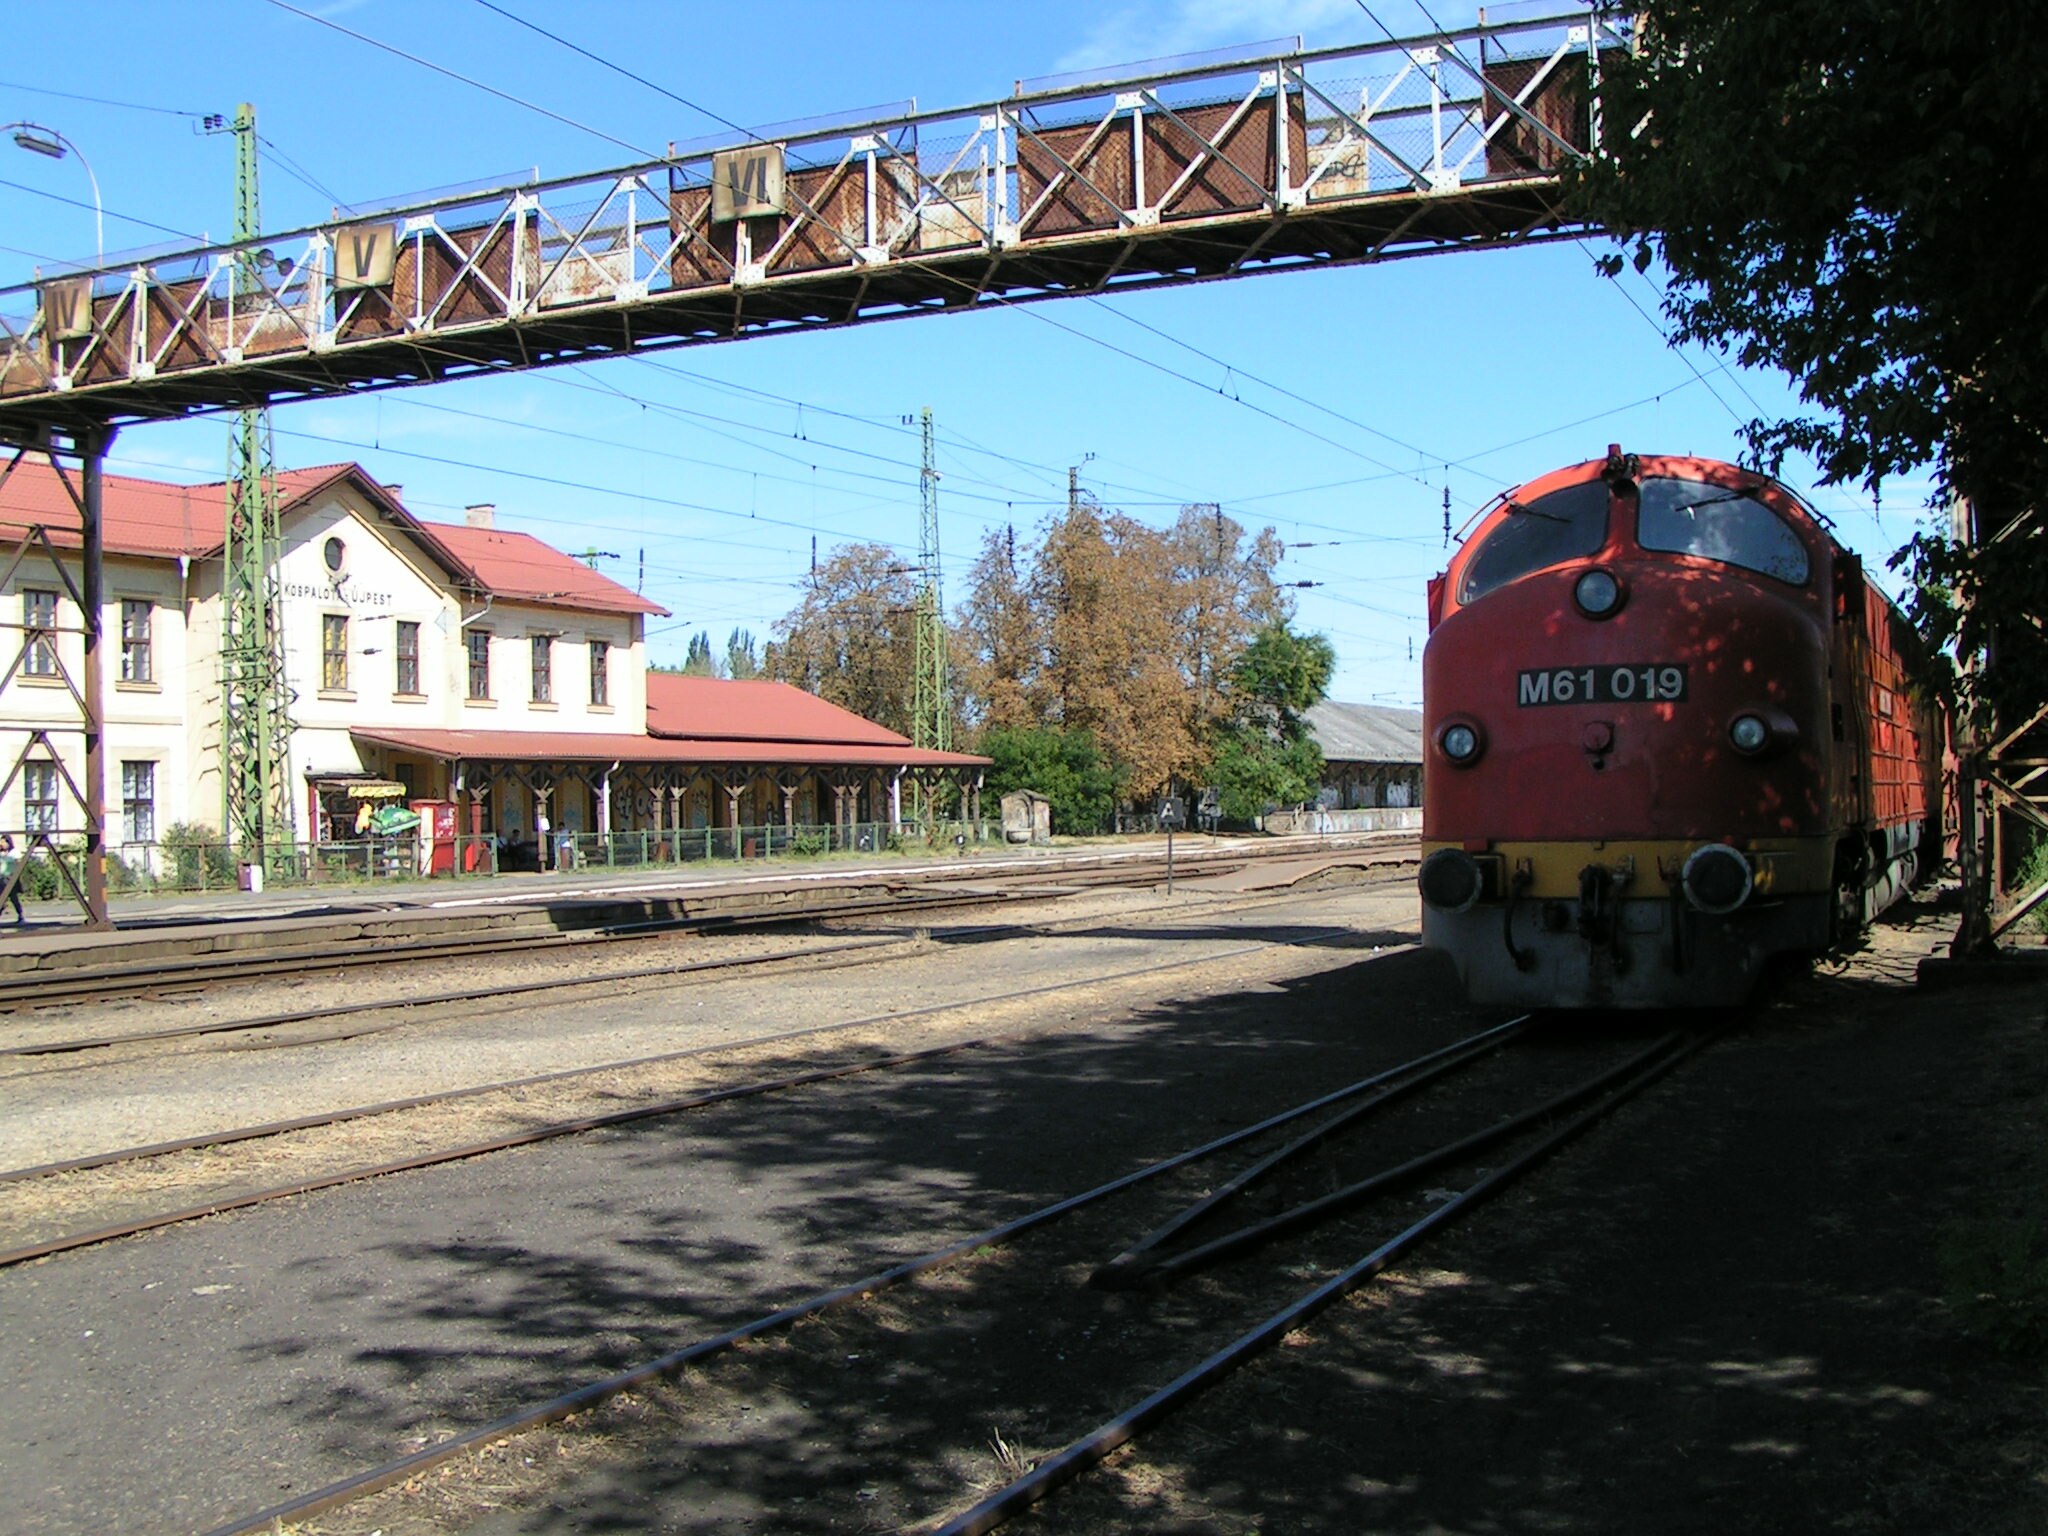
left=5, top=120, right=103, bottom=266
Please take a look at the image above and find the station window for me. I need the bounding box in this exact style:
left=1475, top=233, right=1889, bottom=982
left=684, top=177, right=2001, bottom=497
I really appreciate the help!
left=1457, top=480, right=1611, bottom=604
left=395, top=620, right=421, bottom=695
left=466, top=630, right=491, bottom=700
left=22, top=589, right=58, bottom=677
left=122, top=760, right=156, bottom=844
left=1636, top=478, right=1811, bottom=584
left=589, top=640, right=609, bottom=706
left=23, top=761, right=57, bottom=833
left=120, top=600, right=153, bottom=683
left=531, top=634, right=553, bottom=703
left=321, top=613, right=349, bottom=691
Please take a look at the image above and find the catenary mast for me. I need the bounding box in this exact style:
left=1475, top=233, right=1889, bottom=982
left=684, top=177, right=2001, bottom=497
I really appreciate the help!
left=215, top=103, right=296, bottom=870
left=912, top=406, right=949, bottom=758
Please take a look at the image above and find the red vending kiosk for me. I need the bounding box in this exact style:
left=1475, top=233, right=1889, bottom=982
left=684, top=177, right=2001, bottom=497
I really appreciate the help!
left=411, top=799, right=458, bottom=875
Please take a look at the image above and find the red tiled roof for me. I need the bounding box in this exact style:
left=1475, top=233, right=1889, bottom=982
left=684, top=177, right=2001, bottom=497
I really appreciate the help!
left=646, top=674, right=914, bottom=746
left=352, top=725, right=988, bottom=768
left=0, top=453, right=666, bottom=618
left=0, top=454, right=219, bottom=560
left=417, top=521, right=665, bottom=618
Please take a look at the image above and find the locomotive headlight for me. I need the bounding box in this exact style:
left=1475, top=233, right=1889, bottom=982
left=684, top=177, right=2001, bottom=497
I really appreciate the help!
left=1438, top=720, right=1484, bottom=765
left=1728, top=714, right=1771, bottom=754
left=1725, top=709, right=1795, bottom=757
left=1573, top=568, right=1624, bottom=618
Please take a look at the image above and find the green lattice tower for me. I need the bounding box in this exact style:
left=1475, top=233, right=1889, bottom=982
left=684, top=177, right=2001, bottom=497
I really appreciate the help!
left=219, top=102, right=296, bottom=869
left=911, top=407, right=950, bottom=822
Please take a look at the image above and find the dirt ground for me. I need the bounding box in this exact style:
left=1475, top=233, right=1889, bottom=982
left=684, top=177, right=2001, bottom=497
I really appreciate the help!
left=303, top=886, right=2048, bottom=1536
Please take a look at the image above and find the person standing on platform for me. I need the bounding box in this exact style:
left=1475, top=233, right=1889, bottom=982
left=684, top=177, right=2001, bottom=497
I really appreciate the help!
left=0, top=834, right=24, bottom=922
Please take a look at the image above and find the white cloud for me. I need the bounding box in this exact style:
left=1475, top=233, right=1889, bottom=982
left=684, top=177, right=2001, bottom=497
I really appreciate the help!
left=1056, top=0, right=1375, bottom=72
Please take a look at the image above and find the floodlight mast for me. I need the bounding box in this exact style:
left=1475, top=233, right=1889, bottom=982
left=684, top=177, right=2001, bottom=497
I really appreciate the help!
left=4, top=120, right=102, bottom=265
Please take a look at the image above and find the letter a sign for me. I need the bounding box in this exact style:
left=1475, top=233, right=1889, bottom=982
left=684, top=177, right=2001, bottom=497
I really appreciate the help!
left=42, top=277, right=93, bottom=341
left=332, top=222, right=400, bottom=291
left=711, top=145, right=786, bottom=221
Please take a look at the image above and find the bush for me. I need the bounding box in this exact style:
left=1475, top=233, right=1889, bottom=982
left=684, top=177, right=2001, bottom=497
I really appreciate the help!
left=790, top=829, right=829, bottom=857
left=978, top=725, right=1122, bottom=836
left=19, top=848, right=63, bottom=901
left=104, top=852, right=150, bottom=893
left=1940, top=1212, right=2048, bottom=1356
left=2017, top=833, right=2048, bottom=934
left=161, top=822, right=235, bottom=889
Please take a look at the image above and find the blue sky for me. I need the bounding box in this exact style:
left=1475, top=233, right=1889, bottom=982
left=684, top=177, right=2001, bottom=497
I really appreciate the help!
left=0, top=0, right=1928, bottom=705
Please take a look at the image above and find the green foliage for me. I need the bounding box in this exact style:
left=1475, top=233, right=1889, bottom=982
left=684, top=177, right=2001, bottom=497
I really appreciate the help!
left=1893, top=524, right=2048, bottom=734
left=1569, top=0, right=2048, bottom=715
left=1232, top=622, right=1336, bottom=731
left=2015, top=833, right=2048, bottom=936
left=104, top=852, right=149, bottom=893
left=17, top=847, right=62, bottom=901
left=790, top=829, right=829, bottom=857
left=1210, top=721, right=1324, bottom=822
left=979, top=725, right=1123, bottom=836
left=1940, top=1212, right=2048, bottom=1356
left=681, top=630, right=722, bottom=678
left=162, top=822, right=235, bottom=889
left=1208, top=620, right=1333, bottom=821
left=725, top=627, right=762, bottom=680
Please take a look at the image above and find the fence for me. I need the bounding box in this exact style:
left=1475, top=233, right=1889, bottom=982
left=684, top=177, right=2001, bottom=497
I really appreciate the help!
left=7, top=819, right=1001, bottom=899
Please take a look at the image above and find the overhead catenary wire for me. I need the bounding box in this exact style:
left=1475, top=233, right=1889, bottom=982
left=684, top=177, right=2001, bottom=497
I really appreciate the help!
left=17, top=4, right=1794, bottom=688
left=259, top=0, right=657, bottom=163
left=231, top=0, right=1662, bottom=560
left=0, top=175, right=201, bottom=246
left=0, top=78, right=210, bottom=119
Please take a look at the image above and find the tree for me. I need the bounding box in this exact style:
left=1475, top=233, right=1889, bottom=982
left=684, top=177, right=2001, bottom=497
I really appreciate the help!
left=680, top=630, right=722, bottom=678
left=767, top=543, right=919, bottom=734
left=1032, top=501, right=1198, bottom=799
left=1233, top=621, right=1336, bottom=733
left=725, top=627, right=762, bottom=680
left=979, top=724, right=1123, bottom=836
left=1209, top=621, right=1335, bottom=822
left=1165, top=502, right=1287, bottom=757
left=1567, top=0, right=2047, bottom=723
left=955, top=525, right=1042, bottom=734
left=953, top=495, right=1300, bottom=802
left=1568, top=0, right=2048, bottom=951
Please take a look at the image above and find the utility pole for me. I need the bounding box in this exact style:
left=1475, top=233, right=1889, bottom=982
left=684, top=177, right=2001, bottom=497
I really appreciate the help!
left=213, top=103, right=296, bottom=875
left=912, top=408, right=949, bottom=818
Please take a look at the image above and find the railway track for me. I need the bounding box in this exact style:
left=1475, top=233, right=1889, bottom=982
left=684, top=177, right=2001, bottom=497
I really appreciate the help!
left=0, top=878, right=1038, bottom=1012
left=0, top=881, right=1411, bottom=1265
left=0, top=840, right=1400, bottom=1012
left=187, top=1015, right=1713, bottom=1536
left=0, top=871, right=1405, bottom=1067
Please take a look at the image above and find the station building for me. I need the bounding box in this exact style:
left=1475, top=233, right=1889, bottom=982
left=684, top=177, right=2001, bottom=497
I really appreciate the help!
left=1, top=453, right=987, bottom=869
left=1305, top=699, right=1424, bottom=810
left=1252, top=699, right=1424, bottom=835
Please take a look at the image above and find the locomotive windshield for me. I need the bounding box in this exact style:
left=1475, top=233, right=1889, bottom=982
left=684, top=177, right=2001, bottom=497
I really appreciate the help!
left=1457, top=480, right=1610, bottom=604
left=1636, top=478, right=1811, bottom=584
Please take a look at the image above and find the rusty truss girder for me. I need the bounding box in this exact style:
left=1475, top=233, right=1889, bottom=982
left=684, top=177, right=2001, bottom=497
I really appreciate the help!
left=0, top=10, right=1622, bottom=442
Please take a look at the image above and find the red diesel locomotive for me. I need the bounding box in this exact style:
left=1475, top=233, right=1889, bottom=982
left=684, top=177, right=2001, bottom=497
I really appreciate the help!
left=1418, top=448, right=1943, bottom=1008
